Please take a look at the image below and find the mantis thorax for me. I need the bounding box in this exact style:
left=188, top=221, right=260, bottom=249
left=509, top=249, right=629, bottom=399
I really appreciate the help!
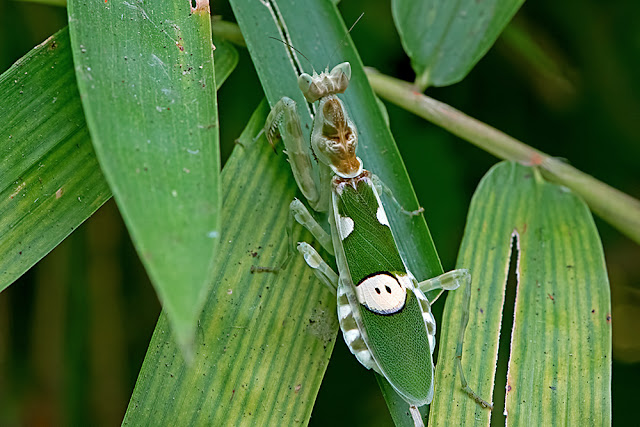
left=303, top=62, right=363, bottom=179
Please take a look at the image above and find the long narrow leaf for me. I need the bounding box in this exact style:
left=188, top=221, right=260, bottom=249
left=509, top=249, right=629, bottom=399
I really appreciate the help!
left=0, top=29, right=109, bottom=291
left=230, top=0, right=444, bottom=423
left=124, top=101, right=339, bottom=425
left=392, top=0, right=524, bottom=88
left=0, top=28, right=237, bottom=292
left=67, top=0, right=220, bottom=353
left=430, top=162, right=611, bottom=425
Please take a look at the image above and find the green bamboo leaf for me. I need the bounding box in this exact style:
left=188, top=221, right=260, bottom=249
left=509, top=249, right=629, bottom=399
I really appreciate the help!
left=124, top=0, right=445, bottom=424
left=124, top=100, right=339, bottom=425
left=430, top=161, right=611, bottom=425
left=230, top=0, right=441, bottom=304
left=0, top=27, right=237, bottom=293
left=212, top=38, right=238, bottom=89
left=67, top=0, right=220, bottom=353
left=392, top=0, right=524, bottom=88
left=0, top=28, right=109, bottom=291
left=230, top=0, right=442, bottom=423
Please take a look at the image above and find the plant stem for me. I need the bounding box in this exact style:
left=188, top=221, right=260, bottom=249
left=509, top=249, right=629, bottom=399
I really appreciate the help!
left=366, top=68, right=640, bottom=245
left=209, top=20, right=640, bottom=245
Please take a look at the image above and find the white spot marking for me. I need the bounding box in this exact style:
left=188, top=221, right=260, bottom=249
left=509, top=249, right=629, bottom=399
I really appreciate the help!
left=356, top=273, right=406, bottom=314
left=207, top=231, right=219, bottom=239
left=338, top=304, right=351, bottom=320
left=428, top=332, right=435, bottom=354
left=338, top=216, right=354, bottom=239
left=376, top=205, right=389, bottom=226
left=355, top=349, right=377, bottom=371
left=397, top=273, right=414, bottom=290
left=344, top=329, right=359, bottom=345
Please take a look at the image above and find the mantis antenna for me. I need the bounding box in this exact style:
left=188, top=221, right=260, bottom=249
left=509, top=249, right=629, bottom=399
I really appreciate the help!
left=325, top=12, right=364, bottom=71
left=267, top=36, right=317, bottom=75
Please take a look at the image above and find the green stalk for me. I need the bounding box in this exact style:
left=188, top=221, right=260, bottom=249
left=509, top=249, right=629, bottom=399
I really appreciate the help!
left=211, top=20, right=640, bottom=244
left=366, top=68, right=640, bottom=245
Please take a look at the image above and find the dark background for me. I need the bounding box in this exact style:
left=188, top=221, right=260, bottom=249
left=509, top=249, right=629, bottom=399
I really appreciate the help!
left=1, top=0, right=638, bottom=425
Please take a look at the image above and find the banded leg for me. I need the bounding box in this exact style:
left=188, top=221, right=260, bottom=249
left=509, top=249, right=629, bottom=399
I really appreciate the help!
left=297, top=242, right=338, bottom=294
left=372, top=173, right=424, bottom=217
left=290, top=199, right=334, bottom=255
left=416, top=269, right=492, bottom=408
left=263, top=97, right=321, bottom=210
left=417, top=269, right=470, bottom=305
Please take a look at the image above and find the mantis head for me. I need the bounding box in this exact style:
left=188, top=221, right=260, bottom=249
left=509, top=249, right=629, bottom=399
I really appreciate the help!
left=298, top=62, right=351, bottom=103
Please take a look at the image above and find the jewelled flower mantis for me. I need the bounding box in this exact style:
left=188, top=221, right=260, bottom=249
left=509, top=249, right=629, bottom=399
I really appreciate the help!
left=261, top=61, right=486, bottom=424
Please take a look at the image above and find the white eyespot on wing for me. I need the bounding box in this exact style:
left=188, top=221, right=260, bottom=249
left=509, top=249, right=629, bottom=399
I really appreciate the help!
left=338, top=215, right=354, bottom=239
left=376, top=205, right=389, bottom=226
left=356, top=273, right=406, bottom=314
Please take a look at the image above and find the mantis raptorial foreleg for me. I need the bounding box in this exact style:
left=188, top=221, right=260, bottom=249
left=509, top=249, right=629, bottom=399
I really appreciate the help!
left=263, top=97, right=322, bottom=210
left=372, top=174, right=424, bottom=217
left=296, top=242, right=338, bottom=294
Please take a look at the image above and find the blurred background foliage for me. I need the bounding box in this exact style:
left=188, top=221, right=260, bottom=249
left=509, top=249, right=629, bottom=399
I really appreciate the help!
left=0, top=0, right=638, bottom=425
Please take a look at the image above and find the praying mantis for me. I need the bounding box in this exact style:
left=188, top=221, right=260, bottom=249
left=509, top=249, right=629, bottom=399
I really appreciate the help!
left=260, top=60, right=491, bottom=425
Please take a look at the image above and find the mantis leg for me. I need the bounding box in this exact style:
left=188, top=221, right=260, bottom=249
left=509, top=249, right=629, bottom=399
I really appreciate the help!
left=371, top=174, right=424, bottom=217
left=296, top=242, right=338, bottom=294
left=417, top=269, right=470, bottom=305
left=290, top=198, right=334, bottom=255
left=455, top=270, right=494, bottom=409
left=263, top=97, right=321, bottom=210
left=417, top=269, right=493, bottom=408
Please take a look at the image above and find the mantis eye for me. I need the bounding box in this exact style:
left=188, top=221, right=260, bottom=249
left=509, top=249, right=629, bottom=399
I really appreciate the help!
left=298, top=73, right=313, bottom=95
left=331, top=62, right=352, bottom=84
